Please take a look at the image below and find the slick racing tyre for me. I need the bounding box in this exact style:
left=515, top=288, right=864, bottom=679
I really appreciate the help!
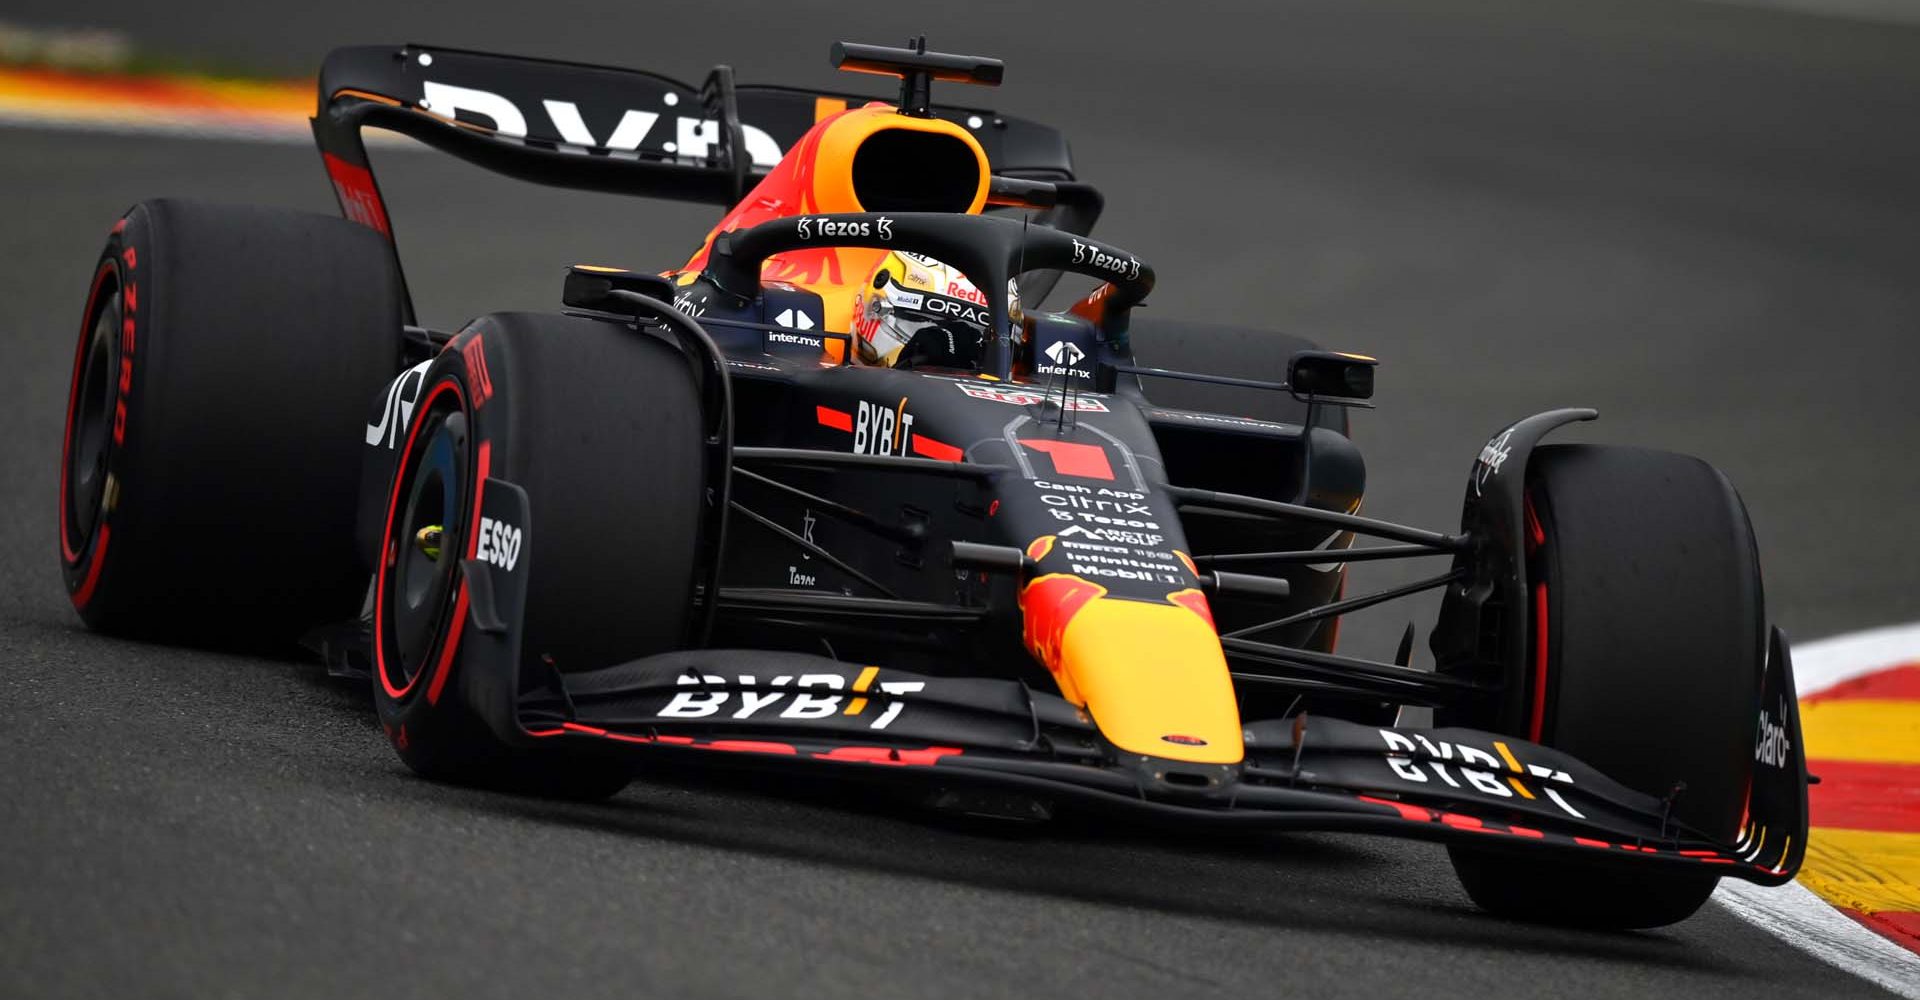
left=371, top=313, right=709, bottom=800
left=1449, top=444, right=1764, bottom=928
left=57, top=199, right=402, bottom=642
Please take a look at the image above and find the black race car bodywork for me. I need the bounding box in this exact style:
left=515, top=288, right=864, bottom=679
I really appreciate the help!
left=90, top=39, right=1809, bottom=911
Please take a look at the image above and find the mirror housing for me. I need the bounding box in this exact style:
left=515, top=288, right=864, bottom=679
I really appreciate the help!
left=562, top=265, right=676, bottom=312
left=1288, top=350, right=1377, bottom=406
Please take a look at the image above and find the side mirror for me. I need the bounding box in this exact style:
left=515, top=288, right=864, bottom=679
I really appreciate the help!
left=562, top=265, right=676, bottom=312
left=1288, top=350, right=1377, bottom=406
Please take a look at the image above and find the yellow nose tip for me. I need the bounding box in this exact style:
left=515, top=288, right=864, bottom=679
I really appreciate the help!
left=1055, top=597, right=1244, bottom=764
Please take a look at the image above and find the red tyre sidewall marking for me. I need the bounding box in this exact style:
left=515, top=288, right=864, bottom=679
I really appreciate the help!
left=425, top=439, right=486, bottom=706
left=60, top=258, right=118, bottom=567
left=374, top=378, right=469, bottom=703
left=70, top=526, right=112, bottom=610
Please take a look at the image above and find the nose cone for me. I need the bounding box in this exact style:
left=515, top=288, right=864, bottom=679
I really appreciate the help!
left=1022, top=578, right=1244, bottom=765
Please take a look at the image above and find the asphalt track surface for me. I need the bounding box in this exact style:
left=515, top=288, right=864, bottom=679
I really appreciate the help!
left=3, top=2, right=1918, bottom=997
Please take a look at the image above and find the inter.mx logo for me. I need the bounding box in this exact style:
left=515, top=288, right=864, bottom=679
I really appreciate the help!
left=418, top=81, right=783, bottom=166
left=1038, top=339, right=1092, bottom=379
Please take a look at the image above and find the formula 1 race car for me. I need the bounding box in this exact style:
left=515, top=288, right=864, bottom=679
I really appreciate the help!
left=55, top=39, right=1807, bottom=928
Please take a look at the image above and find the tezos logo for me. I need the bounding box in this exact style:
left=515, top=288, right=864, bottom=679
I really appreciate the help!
left=475, top=516, right=522, bottom=571
left=1755, top=699, right=1792, bottom=768
left=797, top=215, right=893, bottom=241
left=1069, top=238, right=1141, bottom=280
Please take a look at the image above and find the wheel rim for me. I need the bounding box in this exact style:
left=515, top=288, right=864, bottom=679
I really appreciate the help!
left=63, top=272, right=120, bottom=562
left=381, top=396, right=470, bottom=696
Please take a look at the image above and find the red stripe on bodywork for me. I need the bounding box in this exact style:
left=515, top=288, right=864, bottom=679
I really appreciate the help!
left=816, top=405, right=853, bottom=432
left=708, top=740, right=799, bottom=755
left=910, top=435, right=963, bottom=462
left=1357, top=795, right=1431, bottom=823
left=814, top=746, right=963, bottom=766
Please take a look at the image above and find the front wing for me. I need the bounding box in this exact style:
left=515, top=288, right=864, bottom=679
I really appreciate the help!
left=453, top=478, right=1806, bottom=885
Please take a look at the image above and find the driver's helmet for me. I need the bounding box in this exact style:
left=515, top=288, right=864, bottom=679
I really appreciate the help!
left=853, top=251, right=1020, bottom=369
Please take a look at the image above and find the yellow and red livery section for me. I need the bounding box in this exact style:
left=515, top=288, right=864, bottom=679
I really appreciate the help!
left=1018, top=536, right=1243, bottom=766
left=1799, top=663, right=1920, bottom=951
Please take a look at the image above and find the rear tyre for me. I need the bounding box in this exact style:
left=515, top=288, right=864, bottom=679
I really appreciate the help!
left=371, top=313, right=710, bottom=800
left=57, top=199, right=403, bottom=643
left=1449, top=444, right=1764, bottom=928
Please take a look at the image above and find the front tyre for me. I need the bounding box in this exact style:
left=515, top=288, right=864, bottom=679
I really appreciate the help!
left=371, top=313, right=710, bottom=800
left=1449, top=444, right=1764, bottom=928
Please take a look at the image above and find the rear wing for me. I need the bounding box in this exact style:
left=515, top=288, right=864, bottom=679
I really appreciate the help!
left=311, top=43, right=1096, bottom=321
